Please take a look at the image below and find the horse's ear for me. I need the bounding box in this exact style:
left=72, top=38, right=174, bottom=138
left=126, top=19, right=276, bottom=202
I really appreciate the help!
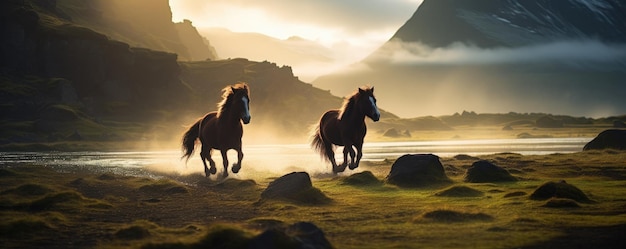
left=371, top=86, right=374, bottom=92
left=231, top=86, right=236, bottom=92
left=358, top=87, right=365, bottom=94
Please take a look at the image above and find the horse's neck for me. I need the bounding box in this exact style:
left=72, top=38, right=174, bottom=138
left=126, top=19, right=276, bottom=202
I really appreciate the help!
left=340, top=106, right=365, bottom=123
left=218, top=111, right=240, bottom=126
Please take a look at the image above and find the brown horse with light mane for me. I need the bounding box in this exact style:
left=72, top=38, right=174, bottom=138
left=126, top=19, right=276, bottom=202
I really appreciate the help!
left=182, top=83, right=251, bottom=178
left=311, top=86, right=380, bottom=173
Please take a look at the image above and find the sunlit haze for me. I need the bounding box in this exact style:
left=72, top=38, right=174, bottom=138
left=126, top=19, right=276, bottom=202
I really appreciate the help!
left=170, top=0, right=423, bottom=81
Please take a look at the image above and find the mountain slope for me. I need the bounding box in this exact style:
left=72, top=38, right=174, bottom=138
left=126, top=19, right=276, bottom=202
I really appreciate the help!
left=390, top=0, right=626, bottom=48
left=0, top=0, right=348, bottom=147
left=56, top=0, right=217, bottom=61
left=314, top=0, right=626, bottom=118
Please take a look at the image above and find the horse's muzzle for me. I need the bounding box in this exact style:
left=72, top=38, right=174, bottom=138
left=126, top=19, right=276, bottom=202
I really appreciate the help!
left=370, top=113, right=380, bottom=122
left=242, top=115, right=251, bottom=124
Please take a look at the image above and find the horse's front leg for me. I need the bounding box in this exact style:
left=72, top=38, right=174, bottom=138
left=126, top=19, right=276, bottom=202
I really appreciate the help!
left=339, top=145, right=353, bottom=173
left=201, top=147, right=217, bottom=177
left=346, top=145, right=357, bottom=170
left=232, top=149, right=243, bottom=174
left=350, top=143, right=363, bottom=170
left=220, top=149, right=229, bottom=179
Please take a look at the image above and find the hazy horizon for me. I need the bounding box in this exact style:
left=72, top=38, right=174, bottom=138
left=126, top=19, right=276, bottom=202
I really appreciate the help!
left=169, top=0, right=423, bottom=82
left=169, top=0, right=626, bottom=119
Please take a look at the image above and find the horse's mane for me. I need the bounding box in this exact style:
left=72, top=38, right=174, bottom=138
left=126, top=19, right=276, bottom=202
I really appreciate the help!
left=339, top=86, right=372, bottom=119
left=217, top=82, right=249, bottom=118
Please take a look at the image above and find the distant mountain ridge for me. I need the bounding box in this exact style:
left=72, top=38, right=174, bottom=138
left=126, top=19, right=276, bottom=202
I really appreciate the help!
left=314, top=0, right=626, bottom=118
left=390, top=0, right=626, bottom=48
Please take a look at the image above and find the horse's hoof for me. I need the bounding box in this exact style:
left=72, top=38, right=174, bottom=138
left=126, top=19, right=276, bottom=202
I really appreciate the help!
left=232, top=164, right=241, bottom=173
left=332, top=166, right=346, bottom=173
left=209, top=167, right=217, bottom=175
left=349, top=164, right=358, bottom=170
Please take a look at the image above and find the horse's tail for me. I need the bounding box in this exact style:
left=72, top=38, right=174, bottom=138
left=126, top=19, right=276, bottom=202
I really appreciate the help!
left=181, top=118, right=202, bottom=162
left=310, top=123, right=331, bottom=162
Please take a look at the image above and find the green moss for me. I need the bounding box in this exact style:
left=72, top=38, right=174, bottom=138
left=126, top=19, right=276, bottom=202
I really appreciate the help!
left=0, top=218, right=52, bottom=238
left=1, top=183, right=53, bottom=196
left=419, top=209, right=494, bottom=223
left=139, top=179, right=189, bottom=194
left=115, top=225, right=152, bottom=240
left=143, top=225, right=252, bottom=249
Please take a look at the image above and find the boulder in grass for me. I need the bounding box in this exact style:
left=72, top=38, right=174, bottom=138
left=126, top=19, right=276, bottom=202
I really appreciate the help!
left=385, top=154, right=451, bottom=188
left=530, top=180, right=593, bottom=203
left=261, top=172, right=331, bottom=205
left=464, top=160, right=517, bottom=183
left=583, top=129, right=626, bottom=151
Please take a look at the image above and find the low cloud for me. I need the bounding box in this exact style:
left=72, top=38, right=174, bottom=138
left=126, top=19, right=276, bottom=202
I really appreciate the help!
left=371, top=39, right=626, bottom=69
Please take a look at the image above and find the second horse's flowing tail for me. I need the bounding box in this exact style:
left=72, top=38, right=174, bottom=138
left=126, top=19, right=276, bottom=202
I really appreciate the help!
left=311, top=124, right=331, bottom=162
left=181, top=118, right=202, bottom=162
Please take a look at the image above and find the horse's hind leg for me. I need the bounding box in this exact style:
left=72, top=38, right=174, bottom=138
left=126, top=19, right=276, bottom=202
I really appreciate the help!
left=220, top=150, right=229, bottom=179
left=232, top=149, right=243, bottom=174
left=324, top=142, right=343, bottom=173
left=342, top=145, right=355, bottom=171
left=200, top=147, right=217, bottom=177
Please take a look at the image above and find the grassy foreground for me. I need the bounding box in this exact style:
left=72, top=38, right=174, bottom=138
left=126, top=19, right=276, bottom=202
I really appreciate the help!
left=1, top=150, right=625, bottom=248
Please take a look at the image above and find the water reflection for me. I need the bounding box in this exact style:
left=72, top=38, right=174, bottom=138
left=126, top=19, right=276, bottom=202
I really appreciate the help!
left=0, top=138, right=591, bottom=177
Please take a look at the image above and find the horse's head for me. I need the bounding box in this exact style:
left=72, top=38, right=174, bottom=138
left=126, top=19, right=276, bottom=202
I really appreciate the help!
left=231, top=83, right=251, bottom=124
left=358, top=87, right=380, bottom=122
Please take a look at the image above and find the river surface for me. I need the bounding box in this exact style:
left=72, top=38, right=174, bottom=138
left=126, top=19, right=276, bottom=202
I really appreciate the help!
left=0, top=137, right=592, bottom=178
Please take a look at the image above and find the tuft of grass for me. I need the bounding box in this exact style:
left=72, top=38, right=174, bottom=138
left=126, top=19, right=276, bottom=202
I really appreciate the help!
left=0, top=217, right=52, bottom=238
left=530, top=181, right=593, bottom=203
left=419, top=209, right=494, bottom=223
left=0, top=168, right=18, bottom=177
left=139, top=179, right=189, bottom=194
left=259, top=187, right=333, bottom=206
left=26, top=190, right=112, bottom=211
left=28, top=191, right=85, bottom=211
left=1, top=183, right=53, bottom=196
left=342, top=171, right=382, bottom=186
left=503, top=191, right=527, bottom=198
left=214, top=178, right=257, bottom=189
left=435, top=185, right=484, bottom=197
left=542, top=198, right=581, bottom=208
left=142, top=224, right=253, bottom=249
left=115, top=225, right=152, bottom=240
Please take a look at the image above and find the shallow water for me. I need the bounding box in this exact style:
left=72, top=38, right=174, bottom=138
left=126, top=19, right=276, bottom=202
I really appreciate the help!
left=0, top=137, right=592, bottom=178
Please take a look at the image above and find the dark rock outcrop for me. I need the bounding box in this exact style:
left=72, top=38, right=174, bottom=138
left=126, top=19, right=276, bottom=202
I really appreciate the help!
left=583, top=129, right=626, bottom=151
left=385, top=154, right=451, bottom=188
left=261, top=172, right=331, bottom=205
left=464, top=160, right=517, bottom=183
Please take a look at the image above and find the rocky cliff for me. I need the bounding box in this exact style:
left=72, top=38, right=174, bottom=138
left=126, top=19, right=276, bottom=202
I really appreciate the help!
left=0, top=0, right=346, bottom=147
left=55, top=0, right=217, bottom=61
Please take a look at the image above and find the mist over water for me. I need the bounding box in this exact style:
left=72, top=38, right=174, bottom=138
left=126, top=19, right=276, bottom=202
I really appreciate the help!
left=0, top=138, right=591, bottom=181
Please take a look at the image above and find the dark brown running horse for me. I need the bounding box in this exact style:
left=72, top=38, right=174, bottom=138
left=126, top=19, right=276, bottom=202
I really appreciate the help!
left=311, top=86, right=380, bottom=173
left=182, top=83, right=251, bottom=177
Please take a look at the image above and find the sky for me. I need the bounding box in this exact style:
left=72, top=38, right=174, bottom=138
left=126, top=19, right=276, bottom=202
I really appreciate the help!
left=169, top=0, right=423, bottom=81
